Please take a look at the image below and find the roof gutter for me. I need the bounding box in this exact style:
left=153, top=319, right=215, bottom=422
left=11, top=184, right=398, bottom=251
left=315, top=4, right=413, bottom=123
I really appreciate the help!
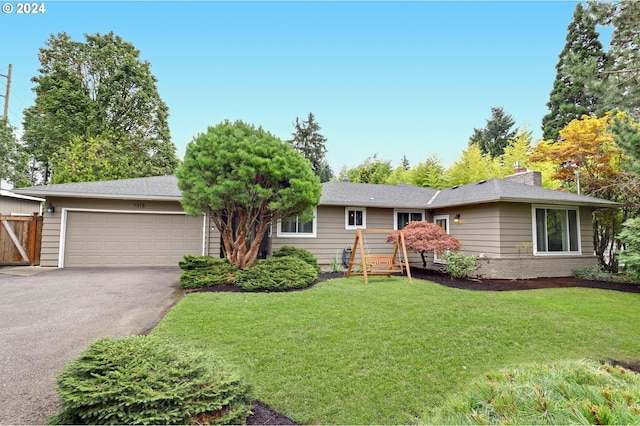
left=11, top=190, right=182, bottom=202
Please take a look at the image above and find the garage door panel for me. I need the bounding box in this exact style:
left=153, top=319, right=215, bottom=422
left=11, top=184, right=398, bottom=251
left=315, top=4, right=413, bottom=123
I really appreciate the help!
left=64, top=212, right=203, bottom=267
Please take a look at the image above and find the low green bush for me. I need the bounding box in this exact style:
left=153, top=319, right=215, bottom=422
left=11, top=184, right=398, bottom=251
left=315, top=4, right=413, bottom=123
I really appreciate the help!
left=443, top=251, right=477, bottom=278
left=236, top=256, right=318, bottom=291
left=422, top=359, right=640, bottom=425
left=178, top=254, right=222, bottom=271
left=179, top=258, right=239, bottom=289
left=573, top=265, right=615, bottom=282
left=271, top=246, right=321, bottom=273
left=48, top=336, right=251, bottom=425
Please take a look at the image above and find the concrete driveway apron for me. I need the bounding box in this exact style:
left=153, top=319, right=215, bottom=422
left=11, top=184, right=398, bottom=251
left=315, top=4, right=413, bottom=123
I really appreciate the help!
left=0, top=267, right=183, bottom=424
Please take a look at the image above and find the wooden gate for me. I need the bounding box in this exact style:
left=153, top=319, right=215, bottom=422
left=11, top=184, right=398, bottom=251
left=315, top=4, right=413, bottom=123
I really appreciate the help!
left=0, top=213, right=43, bottom=266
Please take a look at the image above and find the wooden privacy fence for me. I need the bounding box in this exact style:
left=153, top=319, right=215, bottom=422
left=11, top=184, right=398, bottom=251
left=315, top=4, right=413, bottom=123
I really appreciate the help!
left=0, top=213, right=43, bottom=266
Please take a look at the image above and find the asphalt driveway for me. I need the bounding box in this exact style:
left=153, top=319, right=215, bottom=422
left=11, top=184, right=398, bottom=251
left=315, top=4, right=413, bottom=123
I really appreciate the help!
left=0, top=267, right=184, bottom=424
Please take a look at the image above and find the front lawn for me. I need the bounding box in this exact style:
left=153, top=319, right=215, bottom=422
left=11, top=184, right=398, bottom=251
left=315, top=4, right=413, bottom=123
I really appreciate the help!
left=152, top=277, right=640, bottom=425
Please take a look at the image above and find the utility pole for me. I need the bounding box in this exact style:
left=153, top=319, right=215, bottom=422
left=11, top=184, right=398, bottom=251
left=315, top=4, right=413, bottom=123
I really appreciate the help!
left=0, top=64, right=12, bottom=119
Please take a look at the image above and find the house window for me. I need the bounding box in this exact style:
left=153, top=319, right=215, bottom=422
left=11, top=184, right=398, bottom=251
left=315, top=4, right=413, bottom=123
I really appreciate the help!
left=394, top=209, right=424, bottom=230
left=532, top=206, right=580, bottom=254
left=433, top=214, right=449, bottom=263
left=277, top=208, right=317, bottom=238
left=345, top=207, right=366, bottom=229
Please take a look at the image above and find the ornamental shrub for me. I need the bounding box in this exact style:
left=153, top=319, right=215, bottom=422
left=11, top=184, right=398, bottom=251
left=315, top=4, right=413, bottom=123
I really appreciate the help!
left=47, top=336, right=251, bottom=425
left=271, top=246, right=321, bottom=273
left=236, top=256, right=318, bottom=291
left=573, top=265, right=615, bottom=282
left=422, top=359, right=640, bottom=425
left=443, top=251, right=477, bottom=278
left=178, top=254, right=221, bottom=270
left=179, top=257, right=239, bottom=289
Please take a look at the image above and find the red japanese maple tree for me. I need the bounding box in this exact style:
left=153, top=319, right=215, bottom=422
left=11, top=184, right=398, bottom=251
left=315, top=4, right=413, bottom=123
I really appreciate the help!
left=387, top=221, right=462, bottom=267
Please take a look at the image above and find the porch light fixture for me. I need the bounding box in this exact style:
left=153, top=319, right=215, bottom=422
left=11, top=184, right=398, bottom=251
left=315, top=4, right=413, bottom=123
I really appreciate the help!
left=454, top=213, right=461, bottom=223
left=45, top=203, right=55, bottom=213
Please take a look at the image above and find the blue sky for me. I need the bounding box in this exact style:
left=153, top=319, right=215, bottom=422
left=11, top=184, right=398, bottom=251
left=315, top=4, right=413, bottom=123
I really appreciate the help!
left=0, top=1, right=604, bottom=173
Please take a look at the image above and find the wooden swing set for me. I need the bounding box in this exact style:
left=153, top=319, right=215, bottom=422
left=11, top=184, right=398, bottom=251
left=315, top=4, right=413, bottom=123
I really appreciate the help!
left=346, top=228, right=412, bottom=284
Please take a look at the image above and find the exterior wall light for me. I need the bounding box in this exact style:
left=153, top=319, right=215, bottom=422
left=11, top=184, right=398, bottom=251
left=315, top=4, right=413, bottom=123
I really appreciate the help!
left=454, top=213, right=461, bottom=223
left=45, top=203, right=55, bottom=213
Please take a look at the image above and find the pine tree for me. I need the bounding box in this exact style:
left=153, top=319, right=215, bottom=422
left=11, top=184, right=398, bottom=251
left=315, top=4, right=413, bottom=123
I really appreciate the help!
left=541, top=3, right=606, bottom=141
left=288, top=112, right=328, bottom=177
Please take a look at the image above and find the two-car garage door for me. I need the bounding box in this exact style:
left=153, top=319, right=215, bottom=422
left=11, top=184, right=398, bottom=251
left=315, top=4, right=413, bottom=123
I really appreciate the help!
left=63, top=211, right=203, bottom=267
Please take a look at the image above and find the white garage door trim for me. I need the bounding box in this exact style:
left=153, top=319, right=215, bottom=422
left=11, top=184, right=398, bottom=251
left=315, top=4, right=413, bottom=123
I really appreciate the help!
left=58, top=208, right=206, bottom=268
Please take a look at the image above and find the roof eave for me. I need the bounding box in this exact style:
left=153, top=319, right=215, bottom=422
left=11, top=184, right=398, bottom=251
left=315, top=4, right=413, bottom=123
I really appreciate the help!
left=12, top=190, right=182, bottom=202
left=431, top=196, right=620, bottom=209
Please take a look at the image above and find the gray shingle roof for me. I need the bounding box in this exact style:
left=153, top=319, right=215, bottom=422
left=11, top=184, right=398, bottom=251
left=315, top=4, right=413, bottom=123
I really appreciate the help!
left=14, top=175, right=619, bottom=208
left=320, top=181, right=438, bottom=209
left=13, top=175, right=182, bottom=201
left=428, top=179, right=619, bottom=208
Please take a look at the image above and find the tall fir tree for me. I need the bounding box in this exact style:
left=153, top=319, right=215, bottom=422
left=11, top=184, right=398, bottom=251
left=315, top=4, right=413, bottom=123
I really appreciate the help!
left=468, top=106, right=517, bottom=158
left=602, top=0, right=640, bottom=119
left=541, top=3, right=606, bottom=141
left=288, top=112, right=328, bottom=180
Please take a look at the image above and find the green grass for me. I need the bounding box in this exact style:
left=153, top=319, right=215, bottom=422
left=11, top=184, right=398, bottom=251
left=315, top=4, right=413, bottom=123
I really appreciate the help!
left=152, top=277, right=640, bottom=424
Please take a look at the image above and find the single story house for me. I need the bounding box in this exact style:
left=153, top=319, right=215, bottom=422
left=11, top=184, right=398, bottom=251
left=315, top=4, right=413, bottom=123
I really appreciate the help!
left=14, top=169, right=619, bottom=278
left=0, top=189, right=44, bottom=216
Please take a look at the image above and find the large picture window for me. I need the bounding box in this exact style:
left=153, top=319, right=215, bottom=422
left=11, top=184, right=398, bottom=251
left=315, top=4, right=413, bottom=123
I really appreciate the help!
left=277, top=208, right=316, bottom=238
left=533, top=206, right=580, bottom=254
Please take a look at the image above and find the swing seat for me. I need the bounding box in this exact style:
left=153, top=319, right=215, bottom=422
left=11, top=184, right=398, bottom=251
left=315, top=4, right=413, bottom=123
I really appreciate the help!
left=363, top=254, right=405, bottom=276
left=346, top=228, right=412, bottom=284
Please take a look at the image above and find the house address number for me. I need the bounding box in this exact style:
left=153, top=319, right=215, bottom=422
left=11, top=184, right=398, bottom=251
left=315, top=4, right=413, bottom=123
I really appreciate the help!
left=134, top=203, right=145, bottom=209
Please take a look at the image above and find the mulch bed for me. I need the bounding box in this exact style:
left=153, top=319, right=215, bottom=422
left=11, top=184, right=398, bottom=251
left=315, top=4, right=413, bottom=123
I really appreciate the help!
left=198, top=268, right=640, bottom=425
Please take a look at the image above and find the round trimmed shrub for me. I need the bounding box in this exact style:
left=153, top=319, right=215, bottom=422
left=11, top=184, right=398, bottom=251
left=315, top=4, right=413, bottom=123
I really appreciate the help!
left=271, top=246, right=321, bottom=274
left=48, top=336, right=251, bottom=425
left=179, top=258, right=239, bottom=289
left=236, top=256, right=318, bottom=291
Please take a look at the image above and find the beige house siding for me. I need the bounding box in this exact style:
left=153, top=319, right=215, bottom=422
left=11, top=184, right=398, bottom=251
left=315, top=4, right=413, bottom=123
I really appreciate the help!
left=271, top=206, right=418, bottom=267
left=39, top=197, right=211, bottom=267
left=472, top=204, right=598, bottom=278
left=412, top=203, right=599, bottom=279
left=439, top=204, right=502, bottom=257
left=0, top=196, right=42, bottom=215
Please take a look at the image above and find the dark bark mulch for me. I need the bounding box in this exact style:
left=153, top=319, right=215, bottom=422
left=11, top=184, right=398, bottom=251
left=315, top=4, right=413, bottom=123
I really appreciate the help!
left=200, top=269, right=640, bottom=425
left=247, top=401, right=297, bottom=425
left=408, top=267, right=640, bottom=293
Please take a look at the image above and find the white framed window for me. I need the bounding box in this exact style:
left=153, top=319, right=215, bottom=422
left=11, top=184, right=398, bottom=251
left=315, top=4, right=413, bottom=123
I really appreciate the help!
left=277, top=208, right=317, bottom=238
left=394, top=209, right=424, bottom=230
left=433, top=214, right=450, bottom=263
left=532, top=205, right=581, bottom=255
left=345, top=207, right=366, bottom=229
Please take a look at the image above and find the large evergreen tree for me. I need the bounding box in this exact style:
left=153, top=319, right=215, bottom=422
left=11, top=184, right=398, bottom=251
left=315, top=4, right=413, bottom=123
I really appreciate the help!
left=288, top=112, right=328, bottom=180
left=602, top=0, right=640, bottom=119
left=572, top=1, right=640, bottom=120
left=542, top=3, right=606, bottom=141
left=23, top=32, right=178, bottom=184
left=177, top=120, right=321, bottom=269
left=468, top=107, right=517, bottom=158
